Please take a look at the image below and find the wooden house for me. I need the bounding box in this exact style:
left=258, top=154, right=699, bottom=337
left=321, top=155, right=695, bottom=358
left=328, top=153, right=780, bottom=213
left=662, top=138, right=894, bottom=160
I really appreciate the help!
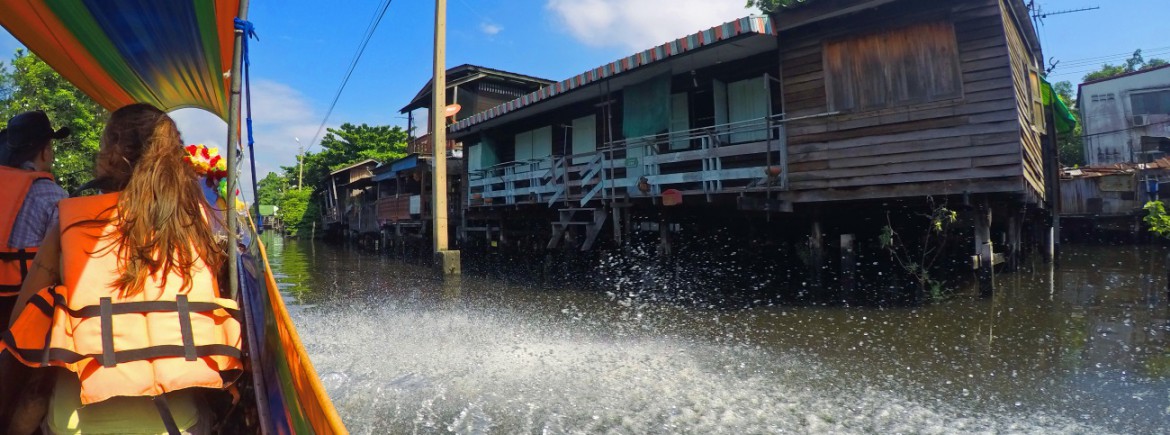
left=372, top=153, right=462, bottom=255
left=354, top=65, right=546, bottom=253
left=447, top=0, right=1058, bottom=293
left=320, top=159, right=378, bottom=238
left=400, top=64, right=553, bottom=155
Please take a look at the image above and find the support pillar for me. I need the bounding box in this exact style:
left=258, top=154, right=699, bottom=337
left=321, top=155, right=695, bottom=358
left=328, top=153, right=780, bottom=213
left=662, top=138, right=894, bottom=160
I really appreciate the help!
left=975, top=206, right=994, bottom=297
left=840, top=234, right=856, bottom=300
left=809, top=220, right=824, bottom=291
left=657, top=221, right=672, bottom=258
left=612, top=205, right=622, bottom=247
left=1007, top=213, right=1021, bottom=272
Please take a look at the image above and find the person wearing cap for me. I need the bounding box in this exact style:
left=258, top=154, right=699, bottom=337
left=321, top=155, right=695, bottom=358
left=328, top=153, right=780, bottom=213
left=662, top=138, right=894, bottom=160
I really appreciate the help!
left=0, top=111, right=69, bottom=327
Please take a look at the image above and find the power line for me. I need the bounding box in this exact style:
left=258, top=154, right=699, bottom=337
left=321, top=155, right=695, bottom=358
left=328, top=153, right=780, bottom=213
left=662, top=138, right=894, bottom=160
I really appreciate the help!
left=305, top=0, right=395, bottom=153
left=1056, top=48, right=1170, bottom=70
left=1082, top=119, right=1170, bottom=139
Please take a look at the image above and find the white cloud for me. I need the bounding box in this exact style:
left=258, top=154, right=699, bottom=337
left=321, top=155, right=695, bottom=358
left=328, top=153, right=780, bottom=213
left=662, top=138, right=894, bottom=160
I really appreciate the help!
left=480, top=21, right=503, bottom=36
left=170, top=79, right=329, bottom=201
left=545, top=0, right=752, bottom=51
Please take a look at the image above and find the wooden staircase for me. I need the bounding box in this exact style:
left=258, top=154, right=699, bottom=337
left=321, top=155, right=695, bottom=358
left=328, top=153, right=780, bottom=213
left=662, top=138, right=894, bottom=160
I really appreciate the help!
left=548, top=207, right=608, bottom=251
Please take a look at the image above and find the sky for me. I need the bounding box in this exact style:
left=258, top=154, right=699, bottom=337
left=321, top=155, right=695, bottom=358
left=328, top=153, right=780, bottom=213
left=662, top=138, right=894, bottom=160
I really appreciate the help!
left=1, top=0, right=1167, bottom=195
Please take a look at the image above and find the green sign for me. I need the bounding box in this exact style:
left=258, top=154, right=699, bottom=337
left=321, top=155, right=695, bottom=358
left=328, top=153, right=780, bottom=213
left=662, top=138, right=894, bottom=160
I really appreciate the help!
left=625, top=157, right=639, bottom=168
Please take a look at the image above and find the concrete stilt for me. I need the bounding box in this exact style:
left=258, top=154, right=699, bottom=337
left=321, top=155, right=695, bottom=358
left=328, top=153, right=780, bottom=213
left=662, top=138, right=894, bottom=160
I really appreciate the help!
left=435, top=250, right=461, bottom=278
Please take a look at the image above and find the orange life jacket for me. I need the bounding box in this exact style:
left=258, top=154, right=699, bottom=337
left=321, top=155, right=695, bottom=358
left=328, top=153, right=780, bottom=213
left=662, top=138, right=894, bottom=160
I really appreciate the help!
left=0, top=166, right=54, bottom=299
left=2, top=193, right=242, bottom=405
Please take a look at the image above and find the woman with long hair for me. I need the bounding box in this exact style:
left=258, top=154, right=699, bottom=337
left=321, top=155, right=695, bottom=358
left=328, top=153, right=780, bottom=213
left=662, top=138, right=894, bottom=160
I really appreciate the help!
left=2, top=103, right=243, bottom=434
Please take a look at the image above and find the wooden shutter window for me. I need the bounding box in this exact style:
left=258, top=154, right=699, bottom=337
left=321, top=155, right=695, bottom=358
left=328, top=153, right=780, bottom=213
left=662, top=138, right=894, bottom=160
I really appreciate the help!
left=824, top=21, right=963, bottom=112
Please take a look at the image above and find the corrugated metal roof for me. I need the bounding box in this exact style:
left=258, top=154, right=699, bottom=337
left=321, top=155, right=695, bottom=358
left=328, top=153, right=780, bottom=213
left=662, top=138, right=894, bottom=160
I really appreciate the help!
left=451, top=15, right=775, bottom=132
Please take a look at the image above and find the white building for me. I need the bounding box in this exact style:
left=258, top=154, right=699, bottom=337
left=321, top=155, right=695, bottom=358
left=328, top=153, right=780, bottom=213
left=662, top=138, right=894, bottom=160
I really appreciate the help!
left=1079, top=65, right=1170, bottom=166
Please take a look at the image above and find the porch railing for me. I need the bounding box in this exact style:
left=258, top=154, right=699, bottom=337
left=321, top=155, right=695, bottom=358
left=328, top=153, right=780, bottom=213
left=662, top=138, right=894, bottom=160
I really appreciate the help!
left=408, top=133, right=459, bottom=155
left=467, top=114, right=796, bottom=208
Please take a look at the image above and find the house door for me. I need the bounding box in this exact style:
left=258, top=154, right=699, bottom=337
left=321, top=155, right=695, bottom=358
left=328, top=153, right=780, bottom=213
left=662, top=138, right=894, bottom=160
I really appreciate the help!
left=669, top=93, right=690, bottom=150
left=728, top=76, right=769, bottom=143
left=572, top=115, right=597, bottom=164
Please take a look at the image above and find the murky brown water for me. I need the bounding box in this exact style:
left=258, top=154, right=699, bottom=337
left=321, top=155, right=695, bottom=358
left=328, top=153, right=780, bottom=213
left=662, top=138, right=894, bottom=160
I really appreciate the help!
left=263, top=233, right=1170, bottom=434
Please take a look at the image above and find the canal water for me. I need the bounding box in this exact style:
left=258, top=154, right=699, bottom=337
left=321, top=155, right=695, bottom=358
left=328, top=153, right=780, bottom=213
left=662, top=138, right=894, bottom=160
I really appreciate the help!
left=262, top=234, right=1170, bottom=434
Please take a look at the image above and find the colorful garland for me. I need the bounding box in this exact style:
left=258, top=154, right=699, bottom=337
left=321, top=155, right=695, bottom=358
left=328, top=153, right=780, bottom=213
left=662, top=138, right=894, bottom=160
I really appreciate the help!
left=182, top=144, right=239, bottom=201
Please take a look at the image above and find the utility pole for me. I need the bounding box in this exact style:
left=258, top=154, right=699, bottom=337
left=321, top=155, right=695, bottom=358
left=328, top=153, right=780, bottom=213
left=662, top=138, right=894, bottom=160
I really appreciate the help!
left=295, top=137, right=304, bottom=189
left=432, top=0, right=460, bottom=277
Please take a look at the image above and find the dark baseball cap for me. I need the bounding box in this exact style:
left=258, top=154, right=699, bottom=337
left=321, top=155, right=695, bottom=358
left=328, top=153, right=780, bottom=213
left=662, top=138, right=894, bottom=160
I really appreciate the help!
left=1, top=111, right=70, bottom=165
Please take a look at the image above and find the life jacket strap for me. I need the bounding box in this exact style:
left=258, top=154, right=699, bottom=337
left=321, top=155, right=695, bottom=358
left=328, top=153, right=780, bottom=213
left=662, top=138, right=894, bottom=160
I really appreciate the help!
left=2, top=288, right=244, bottom=368
left=176, top=295, right=197, bottom=361
left=0, top=284, right=20, bottom=297
left=2, top=329, right=244, bottom=366
left=31, top=291, right=243, bottom=322
left=99, top=297, right=115, bottom=367
left=0, top=249, right=37, bottom=261
left=0, top=248, right=36, bottom=297
left=152, top=394, right=183, bottom=435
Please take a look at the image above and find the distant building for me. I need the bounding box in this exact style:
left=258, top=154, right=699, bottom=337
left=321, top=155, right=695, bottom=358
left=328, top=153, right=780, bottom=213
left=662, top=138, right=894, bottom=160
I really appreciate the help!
left=1079, top=64, right=1170, bottom=165
left=400, top=64, right=554, bottom=156
left=321, top=159, right=378, bottom=238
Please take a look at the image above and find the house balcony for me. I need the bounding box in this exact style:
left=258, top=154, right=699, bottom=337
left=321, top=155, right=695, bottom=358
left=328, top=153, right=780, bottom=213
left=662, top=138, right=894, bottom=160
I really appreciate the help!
left=407, top=133, right=460, bottom=155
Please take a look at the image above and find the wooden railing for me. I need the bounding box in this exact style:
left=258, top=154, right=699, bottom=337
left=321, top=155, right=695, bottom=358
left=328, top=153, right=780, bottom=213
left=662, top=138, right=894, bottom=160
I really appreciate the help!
left=407, top=134, right=459, bottom=155
left=467, top=115, right=794, bottom=208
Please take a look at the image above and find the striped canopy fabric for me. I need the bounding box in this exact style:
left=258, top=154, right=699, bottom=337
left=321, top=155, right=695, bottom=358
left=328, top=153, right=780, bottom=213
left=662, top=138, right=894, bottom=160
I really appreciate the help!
left=452, top=15, right=775, bottom=132
left=0, top=0, right=240, bottom=119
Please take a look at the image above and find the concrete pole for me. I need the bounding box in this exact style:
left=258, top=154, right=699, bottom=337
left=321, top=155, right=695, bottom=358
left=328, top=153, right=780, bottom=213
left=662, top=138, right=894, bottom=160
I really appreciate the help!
left=431, top=0, right=460, bottom=276
left=296, top=137, right=303, bottom=190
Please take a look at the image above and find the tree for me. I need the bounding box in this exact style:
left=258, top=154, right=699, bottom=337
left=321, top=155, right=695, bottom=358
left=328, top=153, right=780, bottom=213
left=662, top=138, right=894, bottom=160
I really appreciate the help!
left=275, top=188, right=317, bottom=237
left=745, top=0, right=801, bottom=12
left=0, top=49, right=107, bottom=191
left=1053, top=81, right=1085, bottom=167
left=257, top=172, right=286, bottom=206
left=279, top=122, right=407, bottom=191
left=1083, top=49, right=1169, bottom=82
left=879, top=199, right=959, bottom=303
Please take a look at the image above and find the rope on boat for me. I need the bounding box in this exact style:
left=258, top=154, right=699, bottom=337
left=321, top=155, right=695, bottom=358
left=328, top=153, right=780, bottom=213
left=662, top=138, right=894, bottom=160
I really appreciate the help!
left=234, top=18, right=262, bottom=228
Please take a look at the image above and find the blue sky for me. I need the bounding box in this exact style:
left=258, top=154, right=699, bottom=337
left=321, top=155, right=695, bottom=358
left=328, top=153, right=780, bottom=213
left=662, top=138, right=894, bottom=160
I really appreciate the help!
left=1, top=0, right=1167, bottom=187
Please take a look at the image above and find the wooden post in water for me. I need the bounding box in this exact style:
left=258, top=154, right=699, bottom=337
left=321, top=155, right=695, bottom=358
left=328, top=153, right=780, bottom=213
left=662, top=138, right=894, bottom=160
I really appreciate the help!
left=840, top=234, right=856, bottom=301
left=431, top=0, right=460, bottom=277
left=1007, top=213, right=1021, bottom=272
left=975, top=205, right=995, bottom=296
left=809, top=220, right=824, bottom=292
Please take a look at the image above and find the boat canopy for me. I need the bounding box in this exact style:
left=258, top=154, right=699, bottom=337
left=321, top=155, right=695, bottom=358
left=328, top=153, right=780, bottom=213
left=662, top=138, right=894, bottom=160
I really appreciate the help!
left=0, top=0, right=239, bottom=119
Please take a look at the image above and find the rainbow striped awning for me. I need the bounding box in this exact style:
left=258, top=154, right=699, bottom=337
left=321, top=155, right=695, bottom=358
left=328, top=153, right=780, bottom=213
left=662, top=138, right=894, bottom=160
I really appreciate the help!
left=452, top=15, right=775, bottom=132
left=0, top=0, right=240, bottom=119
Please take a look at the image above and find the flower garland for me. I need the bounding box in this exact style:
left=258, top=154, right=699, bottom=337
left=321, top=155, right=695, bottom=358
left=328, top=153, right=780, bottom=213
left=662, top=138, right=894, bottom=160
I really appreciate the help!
left=182, top=144, right=239, bottom=201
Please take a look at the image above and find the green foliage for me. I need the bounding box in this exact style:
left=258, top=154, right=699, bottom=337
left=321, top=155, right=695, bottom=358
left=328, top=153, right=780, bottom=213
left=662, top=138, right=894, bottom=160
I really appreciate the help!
left=280, top=122, right=407, bottom=191
left=1083, top=49, right=1169, bottom=82
left=0, top=49, right=107, bottom=190
left=276, top=188, right=318, bottom=237
left=257, top=172, right=286, bottom=206
left=1143, top=201, right=1170, bottom=239
left=879, top=199, right=958, bottom=303
left=745, top=0, right=802, bottom=13
left=1053, top=80, right=1085, bottom=167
